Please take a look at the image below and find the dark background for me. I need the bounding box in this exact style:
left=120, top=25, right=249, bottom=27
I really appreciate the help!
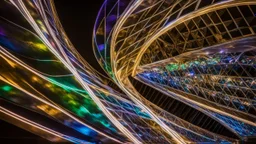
left=54, top=0, right=105, bottom=74
left=1, top=1, right=255, bottom=143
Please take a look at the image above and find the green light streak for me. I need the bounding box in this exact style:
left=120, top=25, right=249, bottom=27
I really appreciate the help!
left=1, top=85, right=12, bottom=92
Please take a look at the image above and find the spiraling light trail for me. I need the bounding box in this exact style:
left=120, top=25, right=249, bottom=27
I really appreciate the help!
left=9, top=1, right=140, bottom=143
left=0, top=0, right=252, bottom=143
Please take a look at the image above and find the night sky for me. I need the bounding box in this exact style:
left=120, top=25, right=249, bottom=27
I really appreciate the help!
left=54, top=0, right=106, bottom=74
left=0, top=1, right=105, bottom=143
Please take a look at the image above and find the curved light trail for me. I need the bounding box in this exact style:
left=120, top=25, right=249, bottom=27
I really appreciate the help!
left=0, top=0, right=254, bottom=143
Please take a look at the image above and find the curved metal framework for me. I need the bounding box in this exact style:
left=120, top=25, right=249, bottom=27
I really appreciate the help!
left=0, top=0, right=254, bottom=143
left=94, top=0, right=256, bottom=143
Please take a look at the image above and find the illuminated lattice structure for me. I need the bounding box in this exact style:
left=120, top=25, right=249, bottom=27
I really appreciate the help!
left=0, top=0, right=254, bottom=143
left=94, top=0, right=256, bottom=143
